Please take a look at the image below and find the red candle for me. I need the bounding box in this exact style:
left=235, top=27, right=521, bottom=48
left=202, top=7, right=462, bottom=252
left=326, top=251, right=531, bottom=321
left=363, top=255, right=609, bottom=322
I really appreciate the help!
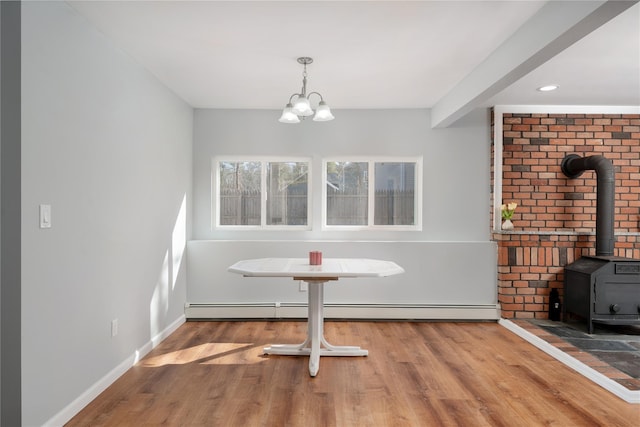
left=309, top=251, right=322, bottom=265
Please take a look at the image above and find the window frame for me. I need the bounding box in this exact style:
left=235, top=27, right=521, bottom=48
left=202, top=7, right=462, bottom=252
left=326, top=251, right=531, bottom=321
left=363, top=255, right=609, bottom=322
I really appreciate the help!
left=213, top=156, right=312, bottom=230
left=322, top=156, right=423, bottom=231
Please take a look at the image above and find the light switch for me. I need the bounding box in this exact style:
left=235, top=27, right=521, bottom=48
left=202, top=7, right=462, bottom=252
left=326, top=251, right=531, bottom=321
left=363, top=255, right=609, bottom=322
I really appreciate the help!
left=39, top=204, right=52, bottom=228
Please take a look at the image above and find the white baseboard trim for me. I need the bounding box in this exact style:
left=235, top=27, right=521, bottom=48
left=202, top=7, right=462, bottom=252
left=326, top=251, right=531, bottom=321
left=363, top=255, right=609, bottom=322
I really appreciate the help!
left=44, top=315, right=186, bottom=427
left=185, top=303, right=501, bottom=320
left=499, top=319, right=640, bottom=404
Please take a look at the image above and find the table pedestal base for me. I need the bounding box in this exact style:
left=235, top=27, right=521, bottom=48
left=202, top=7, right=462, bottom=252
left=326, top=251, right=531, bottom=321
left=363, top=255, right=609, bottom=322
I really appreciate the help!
left=263, top=280, right=368, bottom=376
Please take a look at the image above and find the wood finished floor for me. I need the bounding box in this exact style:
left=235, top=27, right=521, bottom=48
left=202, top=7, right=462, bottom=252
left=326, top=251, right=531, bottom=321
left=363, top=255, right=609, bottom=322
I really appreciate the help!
left=66, top=321, right=640, bottom=426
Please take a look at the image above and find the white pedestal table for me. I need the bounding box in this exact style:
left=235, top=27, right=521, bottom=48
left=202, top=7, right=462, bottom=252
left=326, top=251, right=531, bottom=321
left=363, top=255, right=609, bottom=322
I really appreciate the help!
left=228, top=258, right=404, bottom=376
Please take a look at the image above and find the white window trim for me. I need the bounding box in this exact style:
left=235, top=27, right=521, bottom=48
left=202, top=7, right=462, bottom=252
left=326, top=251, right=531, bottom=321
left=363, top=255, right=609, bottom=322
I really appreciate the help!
left=212, top=156, right=312, bottom=230
left=322, top=156, right=423, bottom=231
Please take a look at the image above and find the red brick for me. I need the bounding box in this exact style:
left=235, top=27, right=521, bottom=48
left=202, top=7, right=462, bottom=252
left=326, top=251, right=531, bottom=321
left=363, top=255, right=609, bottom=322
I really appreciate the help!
left=493, top=112, right=639, bottom=319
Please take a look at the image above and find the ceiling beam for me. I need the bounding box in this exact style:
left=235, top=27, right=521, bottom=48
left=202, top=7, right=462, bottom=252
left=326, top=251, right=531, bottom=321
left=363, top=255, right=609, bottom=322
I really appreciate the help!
left=430, top=0, right=639, bottom=128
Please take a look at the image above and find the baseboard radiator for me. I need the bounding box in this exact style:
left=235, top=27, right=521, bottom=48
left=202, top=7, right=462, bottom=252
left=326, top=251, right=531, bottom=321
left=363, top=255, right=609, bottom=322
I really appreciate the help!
left=185, top=303, right=501, bottom=320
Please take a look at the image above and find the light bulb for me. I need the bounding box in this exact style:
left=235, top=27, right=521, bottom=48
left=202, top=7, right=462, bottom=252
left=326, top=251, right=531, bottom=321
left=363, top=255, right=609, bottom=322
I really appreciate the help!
left=292, top=96, right=313, bottom=116
left=278, top=104, right=300, bottom=124
left=313, top=101, right=335, bottom=122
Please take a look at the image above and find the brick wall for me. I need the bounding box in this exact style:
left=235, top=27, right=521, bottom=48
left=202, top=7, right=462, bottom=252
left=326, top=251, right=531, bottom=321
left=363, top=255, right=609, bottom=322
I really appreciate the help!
left=492, top=112, right=640, bottom=319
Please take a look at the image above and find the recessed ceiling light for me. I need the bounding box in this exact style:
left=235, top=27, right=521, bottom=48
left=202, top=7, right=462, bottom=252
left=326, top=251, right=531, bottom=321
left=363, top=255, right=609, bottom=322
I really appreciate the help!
left=537, top=85, right=559, bottom=92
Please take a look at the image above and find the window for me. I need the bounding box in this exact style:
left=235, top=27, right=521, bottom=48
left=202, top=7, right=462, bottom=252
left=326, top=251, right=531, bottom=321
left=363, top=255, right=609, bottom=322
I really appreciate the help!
left=325, top=162, right=369, bottom=225
left=323, top=158, right=421, bottom=229
left=215, top=158, right=310, bottom=228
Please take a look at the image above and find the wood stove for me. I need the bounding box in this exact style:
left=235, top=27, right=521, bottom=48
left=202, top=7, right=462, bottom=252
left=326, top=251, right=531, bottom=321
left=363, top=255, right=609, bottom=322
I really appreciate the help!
left=564, top=256, right=640, bottom=333
left=561, top=154, right=640, bottom=333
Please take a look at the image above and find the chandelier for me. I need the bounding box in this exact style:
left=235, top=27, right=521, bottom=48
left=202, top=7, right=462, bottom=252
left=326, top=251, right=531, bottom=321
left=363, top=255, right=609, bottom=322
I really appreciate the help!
left=279, top=57, right=335, bottom=124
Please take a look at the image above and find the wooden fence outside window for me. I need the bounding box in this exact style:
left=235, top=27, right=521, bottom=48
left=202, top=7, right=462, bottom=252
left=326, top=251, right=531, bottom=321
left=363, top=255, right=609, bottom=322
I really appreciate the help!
left=220, top=188, right=414, bottom=226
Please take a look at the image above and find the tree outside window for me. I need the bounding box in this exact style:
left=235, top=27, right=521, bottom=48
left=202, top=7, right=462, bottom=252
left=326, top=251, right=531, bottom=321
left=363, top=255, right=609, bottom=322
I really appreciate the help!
left=325, top=159, right=420, bottom=228
left=217, top=159, right=309, bottom=227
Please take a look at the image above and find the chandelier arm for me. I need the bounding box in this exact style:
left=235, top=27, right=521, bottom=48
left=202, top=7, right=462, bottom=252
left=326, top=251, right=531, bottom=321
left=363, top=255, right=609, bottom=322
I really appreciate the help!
left=306, top=91, right=324, bottom=102
left=288, top=93, right=301, bottom=104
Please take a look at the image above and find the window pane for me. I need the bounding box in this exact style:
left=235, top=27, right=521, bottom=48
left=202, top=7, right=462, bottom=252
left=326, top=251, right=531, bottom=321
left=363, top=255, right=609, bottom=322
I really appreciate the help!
left=266, top=162, right=308, bottom=225
left=219, top=161, right=261, bottom=225
left=326, top=162, right=368, bottom=225
left=374, top=162, right=415, bottom=225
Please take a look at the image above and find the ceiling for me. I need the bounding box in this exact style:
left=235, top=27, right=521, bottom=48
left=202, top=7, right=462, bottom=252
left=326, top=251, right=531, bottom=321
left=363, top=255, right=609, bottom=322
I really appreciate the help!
left=67, top=1, right=639, bottom=126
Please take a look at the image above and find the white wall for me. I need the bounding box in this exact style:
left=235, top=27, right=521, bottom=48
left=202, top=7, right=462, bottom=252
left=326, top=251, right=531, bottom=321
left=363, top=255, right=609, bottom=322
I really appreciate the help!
left=189, top=109, right=497, bottom=317
left=21, top=3, right=193, bottom=425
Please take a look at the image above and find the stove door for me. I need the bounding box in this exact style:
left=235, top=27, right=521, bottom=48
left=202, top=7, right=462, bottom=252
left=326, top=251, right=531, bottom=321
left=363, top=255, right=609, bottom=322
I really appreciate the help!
left=594, top=278, right=640, bottom=315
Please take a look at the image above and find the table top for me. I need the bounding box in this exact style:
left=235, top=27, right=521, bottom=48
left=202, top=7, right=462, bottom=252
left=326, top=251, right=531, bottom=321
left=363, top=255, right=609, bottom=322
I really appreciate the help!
left=228, top=258, right=404, bottom=278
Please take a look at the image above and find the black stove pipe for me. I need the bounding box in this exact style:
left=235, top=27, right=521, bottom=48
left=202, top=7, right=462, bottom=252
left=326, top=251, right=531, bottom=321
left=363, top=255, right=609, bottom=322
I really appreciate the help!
left=560, top=154, right=615, bottom=256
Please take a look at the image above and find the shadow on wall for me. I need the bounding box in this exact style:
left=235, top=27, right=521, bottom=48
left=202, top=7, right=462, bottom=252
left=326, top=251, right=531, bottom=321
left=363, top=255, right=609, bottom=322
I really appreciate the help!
left=150, top=194, right=187, bottom=341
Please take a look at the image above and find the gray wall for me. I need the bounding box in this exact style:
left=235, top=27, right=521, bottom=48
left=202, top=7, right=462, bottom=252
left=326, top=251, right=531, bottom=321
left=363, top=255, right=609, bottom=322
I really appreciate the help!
left=190, top=109, right=496, bottom=312
left=21, top=3, right=193, bottom=425
left=188, top=240, right=497, bottom=310
left=1, top=2, right=22, bottom=425
left=193, top=108, right=491, bottom=241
